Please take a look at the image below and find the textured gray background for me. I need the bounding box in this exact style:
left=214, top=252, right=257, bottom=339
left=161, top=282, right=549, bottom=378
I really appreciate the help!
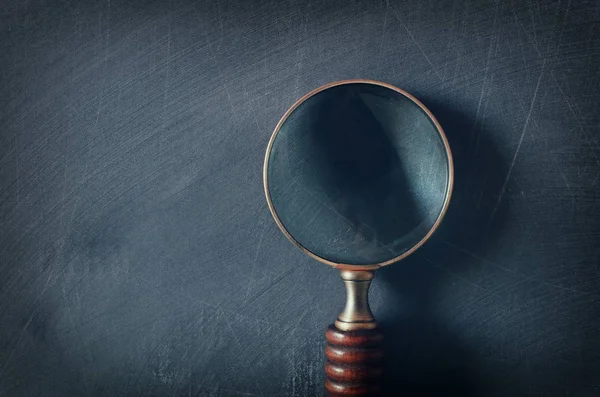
left=1, top=0, right=599, bottom=396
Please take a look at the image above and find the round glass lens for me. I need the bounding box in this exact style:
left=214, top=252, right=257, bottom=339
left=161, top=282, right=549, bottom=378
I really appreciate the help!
left=266, top=82, right=451, bottom=265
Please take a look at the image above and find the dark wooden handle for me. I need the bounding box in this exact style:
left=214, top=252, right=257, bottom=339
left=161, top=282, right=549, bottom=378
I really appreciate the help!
left=325, top=324, right=383, bottom=396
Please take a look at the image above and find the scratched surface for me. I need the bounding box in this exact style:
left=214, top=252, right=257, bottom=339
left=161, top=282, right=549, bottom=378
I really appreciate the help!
left=0, top=0, right=599, bottom=396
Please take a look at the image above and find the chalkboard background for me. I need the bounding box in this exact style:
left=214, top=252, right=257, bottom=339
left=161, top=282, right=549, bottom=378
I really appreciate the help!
left=1, top=0, right=599, bottom=396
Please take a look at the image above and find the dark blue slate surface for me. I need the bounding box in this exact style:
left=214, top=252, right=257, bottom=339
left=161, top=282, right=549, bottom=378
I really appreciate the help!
left=1, top=0, right=599, bottom=396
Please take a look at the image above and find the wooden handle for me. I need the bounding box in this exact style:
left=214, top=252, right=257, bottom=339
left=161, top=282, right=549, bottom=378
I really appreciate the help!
left=325, top=324, right=383, bottom=396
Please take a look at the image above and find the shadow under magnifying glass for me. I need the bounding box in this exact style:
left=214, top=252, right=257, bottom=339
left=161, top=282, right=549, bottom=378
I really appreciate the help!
left=377, top=98, right=510, bottom=396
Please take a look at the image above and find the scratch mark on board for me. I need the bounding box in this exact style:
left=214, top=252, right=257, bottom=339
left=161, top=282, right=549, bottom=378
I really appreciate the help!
left=252, top=111, right=262, bottom=135
left=219, top=310, right=265, bottom=397
left=220, top=309, right=241, bottom=346
left=223, top=83, right=237, bottom=115
left=528, top=0, right=541, bottom=56
left=443, top=240, right=596, bottom=297
left=559, top=171, right=576, bottom=208
left=390, top=6, right=443, bottom=81
left=473, top=0, right=500, bottom=139
left=14, top=117, right=20, bottom=204
left=0, top=265, right=57, bottom=377
left=245, top=221, right=269, bottom=302
left=551, top=0, right=572, bottom=54
left=512, top=7, right=542, bottom=58
left=553, top=71, right=600, bottom=167
left=0, top=308, right=38, bottom=379
left=592, top=171, right=599, bottom=187
left=159, top=14, right=172, bottom=155
left=490, top=58, right=546, bottom=224
left=247, top=267, right=296, bottom=304
left=378, top=0, right=389, bottom=62
left=421, top=255, right=486, bottom=291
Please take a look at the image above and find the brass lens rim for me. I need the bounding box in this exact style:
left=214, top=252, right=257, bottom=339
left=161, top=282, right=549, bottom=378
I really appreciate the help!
left=263, top=79, right=454, bottom=271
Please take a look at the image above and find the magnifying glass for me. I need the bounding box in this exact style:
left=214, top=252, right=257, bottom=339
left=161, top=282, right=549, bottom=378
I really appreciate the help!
left=263, top=80, right=453, bottom=396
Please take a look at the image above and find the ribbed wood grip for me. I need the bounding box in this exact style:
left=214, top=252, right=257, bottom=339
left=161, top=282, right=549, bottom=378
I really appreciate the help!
left=325, top=324, right=383, bottom=396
